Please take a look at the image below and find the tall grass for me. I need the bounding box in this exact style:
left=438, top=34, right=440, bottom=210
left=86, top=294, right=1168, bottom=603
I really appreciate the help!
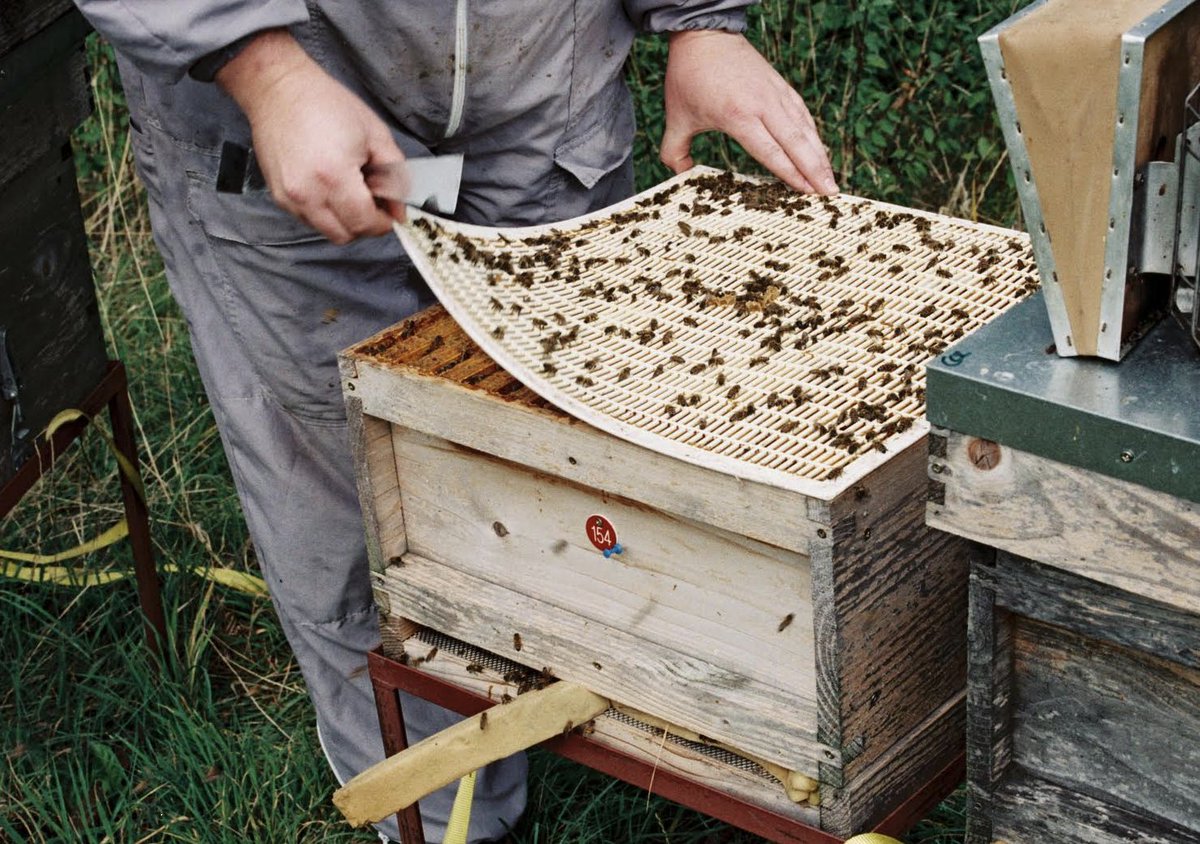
left=3, top=4, right=1022, bottom=840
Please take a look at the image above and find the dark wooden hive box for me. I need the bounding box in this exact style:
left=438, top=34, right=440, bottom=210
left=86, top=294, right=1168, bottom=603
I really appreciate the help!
left=0, top=6, right=108, bottom=486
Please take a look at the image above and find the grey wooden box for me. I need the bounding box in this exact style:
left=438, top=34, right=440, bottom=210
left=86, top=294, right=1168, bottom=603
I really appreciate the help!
left=0, top=9, right=108, bottom=486
left=928, top=431, right=1200, bottom=844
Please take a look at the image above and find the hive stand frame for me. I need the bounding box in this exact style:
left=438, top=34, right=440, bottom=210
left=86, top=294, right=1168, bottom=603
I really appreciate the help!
left=367, top=647, right=964, bottom=844
left=0, top=361, right=167, bottom=658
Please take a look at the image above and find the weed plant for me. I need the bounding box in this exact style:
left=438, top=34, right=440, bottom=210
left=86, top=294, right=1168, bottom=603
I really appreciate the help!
left=3, top=4, right=1021, bottom=840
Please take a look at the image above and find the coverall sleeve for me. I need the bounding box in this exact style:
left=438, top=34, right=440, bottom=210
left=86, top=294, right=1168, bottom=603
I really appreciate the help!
left=72, top=0, right=309, bottom=82
left=623, top=0, right=756, bottom=33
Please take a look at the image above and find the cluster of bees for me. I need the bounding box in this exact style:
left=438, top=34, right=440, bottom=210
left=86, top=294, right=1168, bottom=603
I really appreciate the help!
left=408, top=171, right=1038, bottom=482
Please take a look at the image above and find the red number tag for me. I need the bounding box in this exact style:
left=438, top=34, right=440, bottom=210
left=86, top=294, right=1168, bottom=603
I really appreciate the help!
left=585, top=514, right=618, bottom=552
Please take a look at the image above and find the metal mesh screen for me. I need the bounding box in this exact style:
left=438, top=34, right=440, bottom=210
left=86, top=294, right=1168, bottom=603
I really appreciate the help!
left=409, top=631, right=773, bottom=779
left=395, top=168, right=1037, bottom=497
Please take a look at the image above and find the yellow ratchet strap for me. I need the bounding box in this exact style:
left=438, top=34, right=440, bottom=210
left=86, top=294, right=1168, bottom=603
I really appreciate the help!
left=0, top=409, right=267, bottom=597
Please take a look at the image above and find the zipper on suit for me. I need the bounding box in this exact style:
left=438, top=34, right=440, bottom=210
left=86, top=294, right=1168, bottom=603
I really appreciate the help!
left=444, top=0, right=469, bottom=138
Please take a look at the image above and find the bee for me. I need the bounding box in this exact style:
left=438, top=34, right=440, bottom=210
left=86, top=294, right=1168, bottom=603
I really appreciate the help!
left=617, top=366, right=631, bottom=381
left=513, top=633, right=523, bottom=651
left=542, top=362, right=558, bottom=375
left=480, top=712, right=488, bottom=731
left=726, top=384, right=741, bottom=400
left=491, top=326, right=505, bottom=339
left=730, top=403, right=756, bottom=422
left=935, top=268, right=952, bottom=279
left=777, top=613, right=795, bottom=633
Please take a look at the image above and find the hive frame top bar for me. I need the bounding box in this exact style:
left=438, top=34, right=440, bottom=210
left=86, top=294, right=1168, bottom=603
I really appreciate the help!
left=980, top=0, right=1200, bottom=360
left=391, top=167, right=1035, bottom=500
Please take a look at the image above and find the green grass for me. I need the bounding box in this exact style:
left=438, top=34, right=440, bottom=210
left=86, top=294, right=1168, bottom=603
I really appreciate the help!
left=2, top=6, right=1024, bottom=840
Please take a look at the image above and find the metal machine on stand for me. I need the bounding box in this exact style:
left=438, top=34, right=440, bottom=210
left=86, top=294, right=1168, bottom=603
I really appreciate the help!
left=927, top=2, right=1200, bottom=841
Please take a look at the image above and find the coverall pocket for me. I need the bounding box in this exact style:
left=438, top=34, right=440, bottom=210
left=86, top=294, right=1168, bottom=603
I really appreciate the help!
left=187, top=183, right=326, bottom=247
left=185, top=176, right=422, bottom=423
left=126, top=120, right=164, bottom=207
left=553, top=81, right=636, bottom=190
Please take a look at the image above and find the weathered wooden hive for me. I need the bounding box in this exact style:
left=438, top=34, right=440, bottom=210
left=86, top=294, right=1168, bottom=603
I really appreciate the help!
left=926, top=294, right=1200, bottom=844
left=341, top=170, right=1038, bottom=835
left=0, top=4, right=108, bottom=486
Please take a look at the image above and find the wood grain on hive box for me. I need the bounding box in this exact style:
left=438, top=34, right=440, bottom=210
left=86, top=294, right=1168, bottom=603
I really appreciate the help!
left=962, top=550, right=1200, bottom=844
left=928, top=431, right=1200, bottom=615
left=929, top=433, right=1200, bottom=843
left=342, top=306, right=970, bottom=836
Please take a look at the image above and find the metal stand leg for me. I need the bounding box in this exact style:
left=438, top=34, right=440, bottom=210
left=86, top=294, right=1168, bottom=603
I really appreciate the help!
left=106, top=362, right=168, bottom=659
left=372, top=656, right=426, bottom=844
left=1, top=361, right=169, bottom=661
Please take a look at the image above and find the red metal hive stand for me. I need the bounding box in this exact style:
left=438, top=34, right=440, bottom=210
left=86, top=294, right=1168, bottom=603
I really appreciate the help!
left=0, top=361, right=167, bottom=658
left=368, top=648, right=964, bottom=844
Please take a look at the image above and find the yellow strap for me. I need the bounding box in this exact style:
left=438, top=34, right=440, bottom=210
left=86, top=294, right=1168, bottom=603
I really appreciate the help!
left=443, top=771, right=477, bottom=844
left=45, top=408, right=146, bottom=503
left=0, top=519, right=130, bottom=564
left=0, top=408, right=268, bottom=598
left=844, top=835, right=904, bottom=844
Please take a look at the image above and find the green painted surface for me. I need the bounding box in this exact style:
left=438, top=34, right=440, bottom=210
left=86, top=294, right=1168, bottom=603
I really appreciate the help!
left=927, top=293, right=1200, bottom=503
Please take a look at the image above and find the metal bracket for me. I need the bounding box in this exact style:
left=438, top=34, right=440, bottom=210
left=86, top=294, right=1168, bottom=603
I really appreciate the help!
left=1134, top=159, right=1181, bottom=276
left=0, top=326, right=32, bottom=469
left=1134, top=121, right=1200, bottom=280
left=1172, top=83, right=1200, bottom=352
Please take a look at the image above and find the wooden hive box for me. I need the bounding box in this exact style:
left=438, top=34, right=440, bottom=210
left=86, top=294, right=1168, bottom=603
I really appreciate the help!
left=0, top=6, right=108, bottom=486
left=926, top=297, right=1200, bottom=843
left=930, top=438, right=1200, bottom=844
left=341, top=305, right=970, bottom=836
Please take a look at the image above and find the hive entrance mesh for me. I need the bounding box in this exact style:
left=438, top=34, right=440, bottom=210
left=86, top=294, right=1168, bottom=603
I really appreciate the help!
left=395, top=168, right=1037, bottom=498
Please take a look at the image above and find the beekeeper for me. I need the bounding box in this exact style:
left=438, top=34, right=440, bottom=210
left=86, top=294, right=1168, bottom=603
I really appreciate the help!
left=71, top=1, right=836, bottom=840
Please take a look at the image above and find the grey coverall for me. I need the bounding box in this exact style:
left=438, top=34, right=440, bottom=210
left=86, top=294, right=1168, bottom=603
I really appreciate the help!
left=72, top=1, right=752, bottom=840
